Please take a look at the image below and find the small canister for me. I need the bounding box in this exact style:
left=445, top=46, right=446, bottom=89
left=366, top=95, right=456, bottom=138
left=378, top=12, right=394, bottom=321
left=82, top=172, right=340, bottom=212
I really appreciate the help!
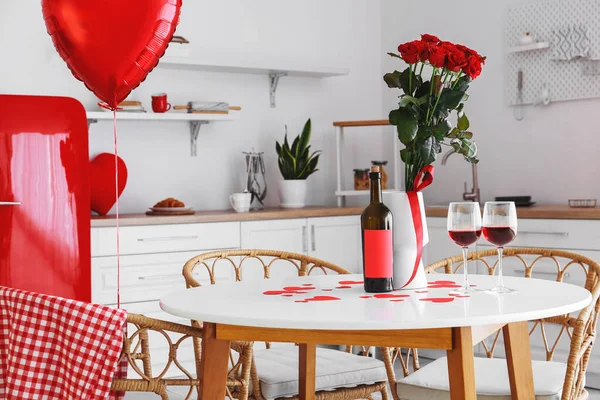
left=353, top=169, right=370, bottom=190
left=371, top=161, right=388, bottom=189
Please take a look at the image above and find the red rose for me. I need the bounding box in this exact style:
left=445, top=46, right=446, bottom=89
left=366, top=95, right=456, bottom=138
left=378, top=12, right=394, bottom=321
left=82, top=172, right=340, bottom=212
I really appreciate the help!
left=421, top=34, right=441, bottom=44
left=446, top=48, right=468, bottom=72
left=428, top=45, right=447, bottom=69
left=414, top=40, right=430, bottom=62
left=398, top=40, right=421, bottom=64
left=463, top=56, right=483, bottom=79
left=456, top=44, right=486, bottom=65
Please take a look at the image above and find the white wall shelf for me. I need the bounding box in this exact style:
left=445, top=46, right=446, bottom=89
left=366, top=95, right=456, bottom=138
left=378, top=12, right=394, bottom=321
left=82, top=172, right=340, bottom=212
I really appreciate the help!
left=506, top=42, right=550, bottom=54
left=333, top=120, right=400, bottom=207
left=86, top=111, right=240, bottom=156
left=158, top=56, right=350, bottom=108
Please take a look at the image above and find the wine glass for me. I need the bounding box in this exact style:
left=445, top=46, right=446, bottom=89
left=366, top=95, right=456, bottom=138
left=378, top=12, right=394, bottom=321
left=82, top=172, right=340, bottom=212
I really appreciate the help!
left=483, top=202, right=518, bottom=293
left=447, top=202, right=482, bottom=295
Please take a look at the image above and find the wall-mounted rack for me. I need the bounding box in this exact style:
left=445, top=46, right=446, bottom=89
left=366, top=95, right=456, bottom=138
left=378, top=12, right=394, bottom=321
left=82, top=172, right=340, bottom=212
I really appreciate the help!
left=86, top=111, right=240, bottom=156
left=332, top=119, right=400, bottom=207
left=506, top=42, right=550, bottom=53
left=157, top=55, right=349, bottom=108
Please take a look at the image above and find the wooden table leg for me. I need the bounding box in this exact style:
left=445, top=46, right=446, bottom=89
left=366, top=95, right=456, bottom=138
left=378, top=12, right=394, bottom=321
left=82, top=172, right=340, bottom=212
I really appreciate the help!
left=503, top=321, right=535, bottom=399
left=446, top=327, right=476, bottom=400
left=299, top=343, right=316, bottom=400
left=199, top=322, right=231, bottom=400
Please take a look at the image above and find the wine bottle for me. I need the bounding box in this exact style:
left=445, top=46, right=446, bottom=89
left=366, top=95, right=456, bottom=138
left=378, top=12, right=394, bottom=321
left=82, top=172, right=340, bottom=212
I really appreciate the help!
left=361, top=166, right=394, bottom=293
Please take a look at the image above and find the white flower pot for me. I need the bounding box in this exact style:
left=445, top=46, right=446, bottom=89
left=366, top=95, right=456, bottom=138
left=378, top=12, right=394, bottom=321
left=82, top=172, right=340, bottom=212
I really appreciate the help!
left=277, top=179, right=307, bottom=208
left=383, top=191, right=429, bottom=290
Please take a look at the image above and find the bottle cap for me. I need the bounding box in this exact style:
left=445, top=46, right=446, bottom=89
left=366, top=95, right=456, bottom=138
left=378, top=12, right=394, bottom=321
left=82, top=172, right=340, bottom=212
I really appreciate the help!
left=371, top=166, right=380, bottom=173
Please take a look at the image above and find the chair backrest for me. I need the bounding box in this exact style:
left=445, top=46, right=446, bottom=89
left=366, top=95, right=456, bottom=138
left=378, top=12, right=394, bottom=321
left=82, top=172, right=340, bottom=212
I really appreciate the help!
left=426, top=248, right=600, bottom=400
left=182, top=249, right=351, bottom=288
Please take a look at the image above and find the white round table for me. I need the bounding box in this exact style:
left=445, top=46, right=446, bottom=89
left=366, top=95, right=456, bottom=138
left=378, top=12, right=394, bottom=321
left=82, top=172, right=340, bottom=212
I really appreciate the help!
left=160, top=274, right=591, bottom=400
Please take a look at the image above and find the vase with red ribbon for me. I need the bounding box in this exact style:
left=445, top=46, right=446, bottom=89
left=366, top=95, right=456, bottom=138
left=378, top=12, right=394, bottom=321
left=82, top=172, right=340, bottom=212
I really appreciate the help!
left=384, top=34, right=485, bottom=288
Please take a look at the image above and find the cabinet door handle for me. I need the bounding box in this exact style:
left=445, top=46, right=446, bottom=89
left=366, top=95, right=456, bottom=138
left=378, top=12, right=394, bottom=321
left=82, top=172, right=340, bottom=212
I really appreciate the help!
left=302, top=226, right=307, bottom=253
left=0, top=202, right=20, bottom=206
left=513, top=269, right=570, bottom=278
left=518, top=231, right=569, bottom=237
left=137, top=235, right=199, bottom=242
left=139, top=273, right=202, bottom=281
left=311, top=225, right=316, bottom=252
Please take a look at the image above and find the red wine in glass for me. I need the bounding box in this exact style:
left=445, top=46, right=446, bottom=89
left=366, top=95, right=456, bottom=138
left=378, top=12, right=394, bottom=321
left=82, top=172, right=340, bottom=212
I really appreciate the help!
left=447, top=203, right=482, bottom=295
left=449, top=229, right=482, bottom=247
left=482, top=226, right=516, bottom=247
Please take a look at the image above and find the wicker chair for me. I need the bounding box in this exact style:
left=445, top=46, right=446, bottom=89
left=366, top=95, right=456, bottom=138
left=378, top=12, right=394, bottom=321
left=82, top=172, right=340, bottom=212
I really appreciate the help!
left=182, top=249, right=390, bottom=400
left=110, top=313, right=252, bottom=399
left=382, top=248, right=600, bottom=400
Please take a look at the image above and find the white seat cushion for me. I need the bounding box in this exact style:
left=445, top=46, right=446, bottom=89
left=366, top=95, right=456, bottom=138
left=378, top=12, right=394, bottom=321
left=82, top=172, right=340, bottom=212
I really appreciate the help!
left=253, top=347, right=387, bottom=399
left=397, top=357, right=567, bottom=400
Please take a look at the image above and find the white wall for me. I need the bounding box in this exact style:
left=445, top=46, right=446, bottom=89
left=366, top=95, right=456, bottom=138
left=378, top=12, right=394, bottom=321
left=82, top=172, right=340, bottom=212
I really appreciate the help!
left=382, top=0, right=600, bottom=206
left=0, top=1, right=384, bottom=213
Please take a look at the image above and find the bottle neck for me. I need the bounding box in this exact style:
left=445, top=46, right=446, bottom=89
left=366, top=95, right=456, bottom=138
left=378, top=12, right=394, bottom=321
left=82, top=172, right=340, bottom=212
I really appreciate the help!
left=370, top=175, right=382, bottom=204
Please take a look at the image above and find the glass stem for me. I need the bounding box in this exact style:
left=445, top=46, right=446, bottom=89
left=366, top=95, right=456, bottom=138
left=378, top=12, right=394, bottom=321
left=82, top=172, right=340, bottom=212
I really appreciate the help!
left=462, top=247, right=469, bottom=288
left=497, top=247, right=504, bottom=288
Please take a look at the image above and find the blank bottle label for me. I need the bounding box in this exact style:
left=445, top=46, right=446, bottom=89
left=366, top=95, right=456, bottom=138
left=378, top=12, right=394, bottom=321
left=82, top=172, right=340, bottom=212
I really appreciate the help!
left=363, top=230, right=393, bottom=278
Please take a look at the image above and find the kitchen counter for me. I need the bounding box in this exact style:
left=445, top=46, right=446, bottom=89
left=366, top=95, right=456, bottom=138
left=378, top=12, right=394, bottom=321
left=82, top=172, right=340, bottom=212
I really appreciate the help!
left=91, top=204, right=600, bottom=227
left=425, top=204, right=600, bottom=220
left=91, top=206, right=364, bottom=227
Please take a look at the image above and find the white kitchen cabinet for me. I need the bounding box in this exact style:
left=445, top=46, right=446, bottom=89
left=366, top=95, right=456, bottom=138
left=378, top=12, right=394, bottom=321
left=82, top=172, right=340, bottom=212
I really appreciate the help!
left=240, top=216, right=362, bottom=273
left=308, top=216, right=362, bottom=273
left=240, top=218, right=307, bottom=254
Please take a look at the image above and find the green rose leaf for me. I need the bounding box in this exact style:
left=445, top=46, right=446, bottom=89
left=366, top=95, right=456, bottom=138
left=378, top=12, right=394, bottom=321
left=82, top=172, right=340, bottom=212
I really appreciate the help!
left=414, top=81, right=431, bottom=99
left=400, top=148, right=411, bottom=164
left=399, top=67, right=422, bottom=96
left=383, top=71, right=402, bottom=89
left=392, top=108, right=418, bottom=145
left=454, top=75, right=472, bottom=92
left=432, top=120, right=452, bottom=140
left=457, top=113, right=470, bottom=131
left=420, top=137, right=441, bottom=165
left=439, top=88, right=466, bottom=110
left=458, top=131, right=473, bottom=140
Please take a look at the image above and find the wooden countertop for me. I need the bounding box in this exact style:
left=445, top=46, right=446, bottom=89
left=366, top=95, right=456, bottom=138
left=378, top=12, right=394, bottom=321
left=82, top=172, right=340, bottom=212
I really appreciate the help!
left=91, top=206, right=364, bottom=227
left=91, top=204, right=600, bottom=228
left=425, top=205, right=600, bottom=220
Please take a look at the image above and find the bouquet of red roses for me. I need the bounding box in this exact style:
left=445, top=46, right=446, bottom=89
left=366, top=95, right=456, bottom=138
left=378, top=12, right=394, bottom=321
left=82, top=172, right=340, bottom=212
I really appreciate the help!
left=384, top=34, right=485, bottom=190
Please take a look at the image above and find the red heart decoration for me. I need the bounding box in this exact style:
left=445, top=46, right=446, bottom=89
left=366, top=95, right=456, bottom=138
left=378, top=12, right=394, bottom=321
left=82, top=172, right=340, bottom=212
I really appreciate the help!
left=90, top=153, right=128, bottom=216
left=41, top=0, right=182, bottom=108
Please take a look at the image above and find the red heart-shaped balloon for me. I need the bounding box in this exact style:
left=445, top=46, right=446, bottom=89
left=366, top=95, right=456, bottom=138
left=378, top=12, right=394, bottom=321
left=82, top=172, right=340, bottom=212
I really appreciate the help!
left=90, top=153, right=128, bottom=216
left=41, top=0, right=182, bottom=108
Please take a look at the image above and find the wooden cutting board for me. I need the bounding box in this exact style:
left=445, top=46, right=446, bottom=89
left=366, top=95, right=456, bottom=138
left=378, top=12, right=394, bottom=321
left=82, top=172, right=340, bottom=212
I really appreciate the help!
left=146, top=210, right=196, bottom=216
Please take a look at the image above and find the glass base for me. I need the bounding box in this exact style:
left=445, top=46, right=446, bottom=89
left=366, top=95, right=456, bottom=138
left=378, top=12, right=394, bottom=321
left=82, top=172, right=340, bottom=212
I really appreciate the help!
left=450, top=285, right=481, bottom=295
left=486, top=285, right=517, bottom=294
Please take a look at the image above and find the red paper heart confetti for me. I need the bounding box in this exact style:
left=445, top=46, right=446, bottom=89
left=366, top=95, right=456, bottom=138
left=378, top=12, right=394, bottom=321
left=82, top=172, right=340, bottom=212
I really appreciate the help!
left=322, top=289, right=333, bottom=292
left=420, top=297, right=455, bottom=303
left=449, top=294, right=470, bottom=298
left=339, top=280, right=363, bottom=285
left=415, top=290, right=429, bottom=293
left=304, top=296, right=341, bottom=302
left=284, top=286, right=315, bottom=291
left=430, top=280, right=457, bottom=285
left=336, top=285, right=352, bottom=289
left=295, top=300, right=309, bottom=303
left=373, top=294, right=411, bottom=299
left=359, top=296, right=372, bottom=299
left=390, top=299, right=405, bottom=302
left=282, top=294, right=293, bottom=297
left=302, top=283, right=315, bottom=287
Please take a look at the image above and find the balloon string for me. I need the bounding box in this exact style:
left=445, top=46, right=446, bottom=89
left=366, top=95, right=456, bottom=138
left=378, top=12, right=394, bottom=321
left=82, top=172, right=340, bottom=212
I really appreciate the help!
left=113, top=109, right=121, bottom=309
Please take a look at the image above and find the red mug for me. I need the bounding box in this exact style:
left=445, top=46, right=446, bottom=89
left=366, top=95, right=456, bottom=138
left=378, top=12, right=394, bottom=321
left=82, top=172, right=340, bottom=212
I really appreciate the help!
left=151, top=93, right=171, bottom=113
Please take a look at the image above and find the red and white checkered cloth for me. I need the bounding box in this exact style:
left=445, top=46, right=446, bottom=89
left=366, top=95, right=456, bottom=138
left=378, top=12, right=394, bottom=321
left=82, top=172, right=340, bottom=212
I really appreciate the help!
left=0, top=286, right=128, bottom=399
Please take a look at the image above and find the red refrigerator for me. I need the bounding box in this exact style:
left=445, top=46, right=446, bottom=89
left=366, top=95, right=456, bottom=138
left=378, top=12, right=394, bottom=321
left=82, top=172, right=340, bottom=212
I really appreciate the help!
left=0, top=95, right=91, bottom=302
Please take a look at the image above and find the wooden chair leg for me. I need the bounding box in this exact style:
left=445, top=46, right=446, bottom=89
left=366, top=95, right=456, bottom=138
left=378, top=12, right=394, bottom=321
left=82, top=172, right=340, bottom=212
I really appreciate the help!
left=199, top=323, right=231, bottom=399
left=446, top=327, right=476, bottom=400
left=299, top=343, right=316, bottom=400
left=503, top=321, right=535, bottom=399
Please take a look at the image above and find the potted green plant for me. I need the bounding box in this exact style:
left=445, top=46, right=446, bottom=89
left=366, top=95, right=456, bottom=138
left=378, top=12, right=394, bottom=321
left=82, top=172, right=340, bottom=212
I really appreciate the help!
left=275, top=119, right=321, bottom=208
